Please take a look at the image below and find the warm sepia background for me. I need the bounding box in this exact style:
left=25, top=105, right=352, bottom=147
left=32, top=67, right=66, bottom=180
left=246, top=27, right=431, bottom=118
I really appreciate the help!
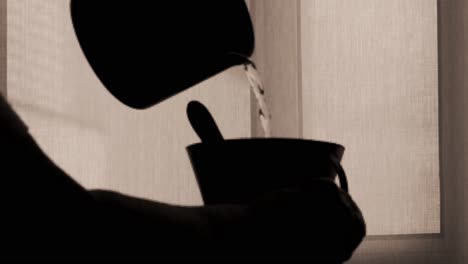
left=253, top=0, right=440, bottom=236
left=2, top=0, right=468, bottom=263
left=250, top=0, right=466, bottom=263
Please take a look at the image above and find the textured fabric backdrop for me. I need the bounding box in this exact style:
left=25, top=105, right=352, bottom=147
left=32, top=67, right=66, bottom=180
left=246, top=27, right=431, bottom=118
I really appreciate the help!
left=300, top=0, right=440, bottom=236
left=251, top=0, right=439, bottom=236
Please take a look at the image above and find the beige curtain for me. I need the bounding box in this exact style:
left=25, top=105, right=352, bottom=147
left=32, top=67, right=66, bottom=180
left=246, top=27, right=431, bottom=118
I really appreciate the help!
left=301, top=0, right=440, bottom=236
left=253, top=0, right=439, bottom=236
left=251, top=0, right=468, bottom=263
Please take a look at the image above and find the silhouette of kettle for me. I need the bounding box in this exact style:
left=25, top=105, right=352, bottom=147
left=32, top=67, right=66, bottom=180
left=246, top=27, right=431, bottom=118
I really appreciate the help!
left=70, top=0, right=254, bottom=109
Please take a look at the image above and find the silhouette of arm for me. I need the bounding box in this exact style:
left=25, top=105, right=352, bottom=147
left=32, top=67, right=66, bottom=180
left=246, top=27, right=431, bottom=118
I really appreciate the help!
left=88, top=182, right=365, bottom=261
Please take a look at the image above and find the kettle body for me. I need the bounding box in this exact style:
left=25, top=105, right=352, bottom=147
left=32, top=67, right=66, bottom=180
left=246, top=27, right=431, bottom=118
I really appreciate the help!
left=70, top=0, right=255, bottom=109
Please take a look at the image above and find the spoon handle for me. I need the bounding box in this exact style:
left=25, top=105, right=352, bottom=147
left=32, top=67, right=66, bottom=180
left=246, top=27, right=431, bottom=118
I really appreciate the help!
left=187, top=101, right=224, bottom=143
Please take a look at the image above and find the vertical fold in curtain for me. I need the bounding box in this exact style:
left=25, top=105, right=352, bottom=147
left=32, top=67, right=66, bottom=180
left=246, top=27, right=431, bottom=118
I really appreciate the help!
left=439, top=0, right=468, bottom=262
left=0, top=0, right=5, bottom=97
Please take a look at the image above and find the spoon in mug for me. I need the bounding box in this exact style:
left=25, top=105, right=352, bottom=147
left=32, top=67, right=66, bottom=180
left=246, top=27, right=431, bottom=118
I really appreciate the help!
left=187, top=101, right=225, bottom=143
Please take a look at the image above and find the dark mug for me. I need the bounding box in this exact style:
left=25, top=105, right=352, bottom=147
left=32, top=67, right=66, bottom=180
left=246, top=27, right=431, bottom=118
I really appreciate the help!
left=187, top=138, right=348, bottom=205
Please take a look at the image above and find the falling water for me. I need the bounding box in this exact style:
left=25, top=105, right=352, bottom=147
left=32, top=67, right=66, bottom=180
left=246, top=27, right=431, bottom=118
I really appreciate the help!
left=244, top=62, right=272, bottom=138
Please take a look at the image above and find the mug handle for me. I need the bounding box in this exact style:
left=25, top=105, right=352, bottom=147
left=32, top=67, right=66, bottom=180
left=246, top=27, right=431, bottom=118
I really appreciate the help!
left=329, top=154, right=349, bottom=193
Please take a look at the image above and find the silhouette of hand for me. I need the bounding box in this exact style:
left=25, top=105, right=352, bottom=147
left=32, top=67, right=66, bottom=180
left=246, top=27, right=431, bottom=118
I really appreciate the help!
left=238, top=181, right=366, bottom=261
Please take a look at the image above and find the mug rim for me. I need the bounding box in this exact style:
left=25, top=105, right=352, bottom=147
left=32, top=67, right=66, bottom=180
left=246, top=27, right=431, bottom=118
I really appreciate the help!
left=186, top=137, right=345, bottom=152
